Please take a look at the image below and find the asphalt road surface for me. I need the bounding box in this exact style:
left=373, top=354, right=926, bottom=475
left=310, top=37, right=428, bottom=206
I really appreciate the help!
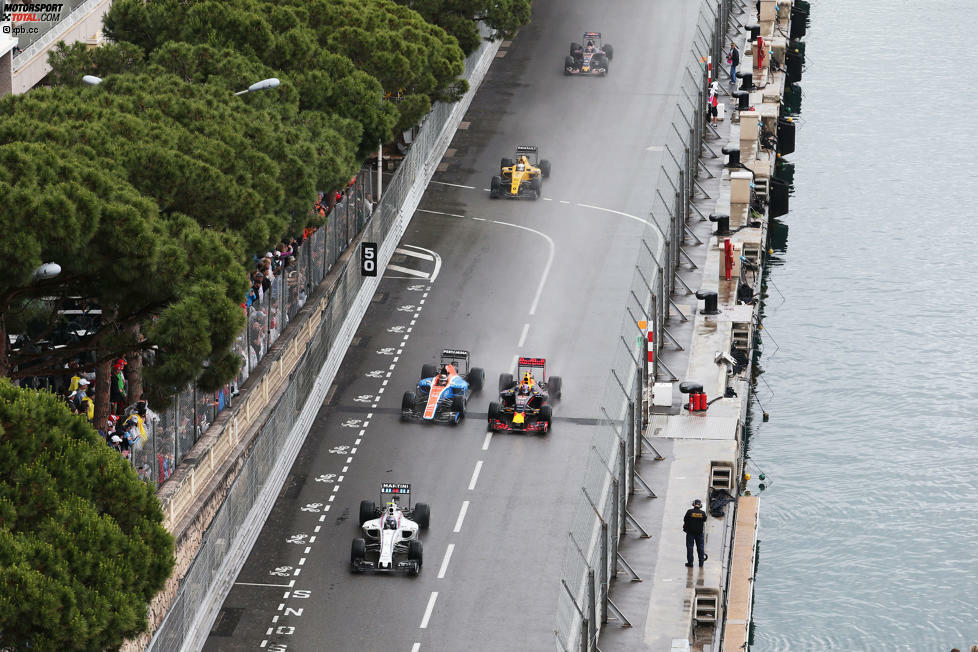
left=206, top=1, right=703, bottom=650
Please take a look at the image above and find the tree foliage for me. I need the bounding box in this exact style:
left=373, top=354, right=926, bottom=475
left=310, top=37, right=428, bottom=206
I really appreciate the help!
left=0, top=380, right=174, bottom=650
left=102, top=0, right=467, bottom=146
left=0, top=74, right=359, bottom=394
left=394, top=0, right=532, bottom=55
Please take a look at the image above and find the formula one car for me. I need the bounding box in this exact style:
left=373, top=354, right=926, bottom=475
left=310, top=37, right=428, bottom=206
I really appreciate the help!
left=490, top=145, right=552, bottom=200
left=351, top=483, right=429, bottom=575
left=487, top=356, right=563, bottom=433
left=564, top=32, right=614, bottom=76
left=401, top=349, right=485, bottom=425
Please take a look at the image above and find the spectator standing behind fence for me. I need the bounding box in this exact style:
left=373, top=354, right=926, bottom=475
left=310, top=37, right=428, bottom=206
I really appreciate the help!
left=728, top=41, right=740, bottom=85
left=110, top=359, right=128, bottom=414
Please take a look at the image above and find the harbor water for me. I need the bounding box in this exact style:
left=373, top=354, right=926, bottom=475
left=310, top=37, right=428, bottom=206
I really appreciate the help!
left=749, top=1, right=978, bottom=650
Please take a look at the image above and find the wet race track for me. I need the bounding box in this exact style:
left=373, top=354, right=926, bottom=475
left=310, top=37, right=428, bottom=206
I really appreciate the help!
left=206, top=1, right=702, bottom=650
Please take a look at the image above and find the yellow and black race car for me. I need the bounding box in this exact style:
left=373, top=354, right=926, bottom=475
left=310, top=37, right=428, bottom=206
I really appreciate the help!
left=489, top=145, right=552, bottom=200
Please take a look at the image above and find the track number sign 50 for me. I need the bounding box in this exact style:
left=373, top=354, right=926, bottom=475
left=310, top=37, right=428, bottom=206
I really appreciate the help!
left=361, top=242, right=378, bottom=277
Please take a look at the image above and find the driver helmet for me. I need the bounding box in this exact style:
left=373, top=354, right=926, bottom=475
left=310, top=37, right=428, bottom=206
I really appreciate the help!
left=518, top=383, right=530, bottom=396
left=585, top=41, right=594, bottom=52
left=516, top=162, right=525, bottom=171
left=384, top=515, right=397, bottom=530
left=522, top=372, right=533, bottom=385
left=437, top=373, right=449, bottom=385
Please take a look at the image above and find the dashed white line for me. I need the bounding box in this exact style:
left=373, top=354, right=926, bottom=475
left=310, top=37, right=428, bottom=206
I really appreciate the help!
left=437, top=544, right=455, bottom=579
left=543, top=197, right=553, bottom=201
left=559, top=200, right=570, bottom=204
left=314, top=525, right=321, bottom=533
left=454, top=501, right=470, bottom=533
left=482, top=432, right=492, bottom=451
left=309, top=536, right=316, bottom=543
left=411, top=643, right=421, bottom=652
left=298, top=557, right=306, bottom=565
left=333, top=486, right=340, bottom=492
left=420, top=592, right=439, bottom=629
left=277, top=604, right=285, bottom=611
left=272, top=615, right=279, bottom=623
left=473, top=217, right=486, bottom=221
left=342, top=465, right=348, bottom=473
left=304, top=546, right=311, bottom=554
left=319, top=515, right=327, bottom=522
left=468, top=461, right=483, bottom=490
left=347, top=456, right=354, bottom=464
left=382, top=379, right=389, bottom=386
left=260, top=640, right=268, bottom=648
left=351, top=447, right=358, bottom=454
left=389, top=363, right=396, bottom=370
left=518, top=322, right=529, bottom=347
left=338, top=475, right=345, bottom=482
left=323, top=505, right=331, bottom=512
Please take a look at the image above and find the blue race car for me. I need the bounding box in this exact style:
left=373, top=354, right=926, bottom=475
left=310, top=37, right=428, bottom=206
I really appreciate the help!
left=401, top=349, right=485, bottom=425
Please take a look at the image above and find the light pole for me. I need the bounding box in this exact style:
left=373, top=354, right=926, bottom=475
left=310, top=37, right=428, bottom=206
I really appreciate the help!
left=233, top=78, right=280, bottom=96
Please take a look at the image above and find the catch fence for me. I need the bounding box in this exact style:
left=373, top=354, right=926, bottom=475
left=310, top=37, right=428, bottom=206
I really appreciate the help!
left=554, top=0, right=735, bottom=649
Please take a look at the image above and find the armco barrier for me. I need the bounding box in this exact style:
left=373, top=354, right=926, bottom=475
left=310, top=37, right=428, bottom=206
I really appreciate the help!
left=140, top=25, right=501, bottom=652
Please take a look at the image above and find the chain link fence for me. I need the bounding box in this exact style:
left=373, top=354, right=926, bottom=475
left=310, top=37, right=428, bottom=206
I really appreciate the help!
left=146, top=26, right=499, bottom=651
left=554, top=0, right=734, bottom=649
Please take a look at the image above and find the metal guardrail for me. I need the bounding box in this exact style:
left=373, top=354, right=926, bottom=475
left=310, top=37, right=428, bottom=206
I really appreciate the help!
left=145, top=25, right=500, bottom=651
left=554, top=0, right=734, bottom=649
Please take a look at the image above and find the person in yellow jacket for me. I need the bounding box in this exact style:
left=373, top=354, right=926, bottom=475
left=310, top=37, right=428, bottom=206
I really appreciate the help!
left=79, top=390, right=94, bottom=422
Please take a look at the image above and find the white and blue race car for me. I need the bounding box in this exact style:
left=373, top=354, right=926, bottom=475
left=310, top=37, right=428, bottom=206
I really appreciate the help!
left=401, top=349, right=485, bottom=425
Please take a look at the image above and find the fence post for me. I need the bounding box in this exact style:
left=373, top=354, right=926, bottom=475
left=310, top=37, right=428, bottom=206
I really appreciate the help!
left=586, top=567, right=596, bottom=651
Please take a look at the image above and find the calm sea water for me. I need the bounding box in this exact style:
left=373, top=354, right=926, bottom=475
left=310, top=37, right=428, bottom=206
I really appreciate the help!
left=748, top=1, right=978, bottom=650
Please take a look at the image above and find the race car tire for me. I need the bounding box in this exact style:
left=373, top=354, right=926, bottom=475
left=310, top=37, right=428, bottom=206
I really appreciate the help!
left=498, top=373, right=514, bottom=392
left=488, top=401, right=502, bottom=428
left=467, top=367, right=485, bottom=391
left=539, top=405, right=553, bottom=433
left=421, top=363, right=437, bottom=380
left=413, top=502, right=431, bottom=530
left=408, top=539, right=423, bottom=570
left=401, top=391, right=415, bottom=420
left=490, top=175, right=502, bottom=198
left=570, top=42, right=582, bottom=57
left=531, top=176, right=543, bottom=192
left=500, top=157, right=515, bottom=170
left=359, top=500, right=377, bottom=526
left=351, top=537, right=366, bottom=570
left=539, top=159, right=551, bottom=178
left=451, top=395, right=465, bottom=424
left=564, top=55, right=575, bottom=74
left=548, top=375, right=563, bottom=399
left=603, top=44, right=614, bottom=60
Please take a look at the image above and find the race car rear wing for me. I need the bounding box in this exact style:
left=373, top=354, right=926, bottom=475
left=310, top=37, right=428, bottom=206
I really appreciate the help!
left=583, top=32, right=602, bottom=39
left=440, top=349, right=470, bottom=374
left=381, top=482, right=412, bottom=509
left=517, top=356, right=548, bottom=381
left=515, top=145, right=538, bottom=152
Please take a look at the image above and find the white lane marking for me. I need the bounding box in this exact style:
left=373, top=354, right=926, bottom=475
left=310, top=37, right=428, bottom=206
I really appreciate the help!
left=298, top=557, right=306, bottom=566
left=543, top=197, right=553, bottom=201
left=468, top=461, right=483, bottom=491
left=518, top=322, right=529, bottom=347
left=429, top=180, right=476, bottom=190
left=473, top=217, right=486, bottom=221
left=304, top=546, right=311, bottom=554
left=272, top=616, right=279, bottom=623
left=482, top=432, right=492, bottom=451
left=403, top=244, right=442, bottom=282
left=347, top=456, right=353, bottom=464
left=233, top=582, right=293, bottom=588
left=418, top=208, right=463, bottom=218
left=420, top=592, right=438, bottom=629
left=575, top=203, right=650, bottom=226
left=491, top=219, right=554, bottom=316
left=395, top=247, right=435, bottom=261
left=411, top=644, right=421, bottom=652
left=454, top=501, right=470, bottom=533
left=437, top=544, right=455, bottom=579
left=319, top=515, right=326, bottom=522
left=559, top=200, right=570, bottom=204
left=260, top=640, right=268, bottom=648
left=387, top=264, right=429, bottom=278
left=342, top=465, right=348, bottom=472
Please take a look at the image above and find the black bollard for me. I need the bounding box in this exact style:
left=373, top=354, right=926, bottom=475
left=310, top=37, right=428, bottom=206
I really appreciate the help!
left=695, top=289, right=720, bottom=315
left=732, top=90, right=750, bottom=111
left=721, top=145, right=741, bottom=167
left=747, top=24, right=760, bottom=42
left=709, top=213, right=731, bottom=235
left=738, top=71, right=753, bottom=91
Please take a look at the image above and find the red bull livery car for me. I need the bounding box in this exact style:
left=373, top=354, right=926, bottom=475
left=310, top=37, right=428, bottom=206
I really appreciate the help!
left=487, top=357, right=562, bottom=433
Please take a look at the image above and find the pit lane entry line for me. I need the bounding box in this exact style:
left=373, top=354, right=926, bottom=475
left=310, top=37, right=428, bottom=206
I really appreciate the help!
left=415, top=209, right=554, bottom=317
